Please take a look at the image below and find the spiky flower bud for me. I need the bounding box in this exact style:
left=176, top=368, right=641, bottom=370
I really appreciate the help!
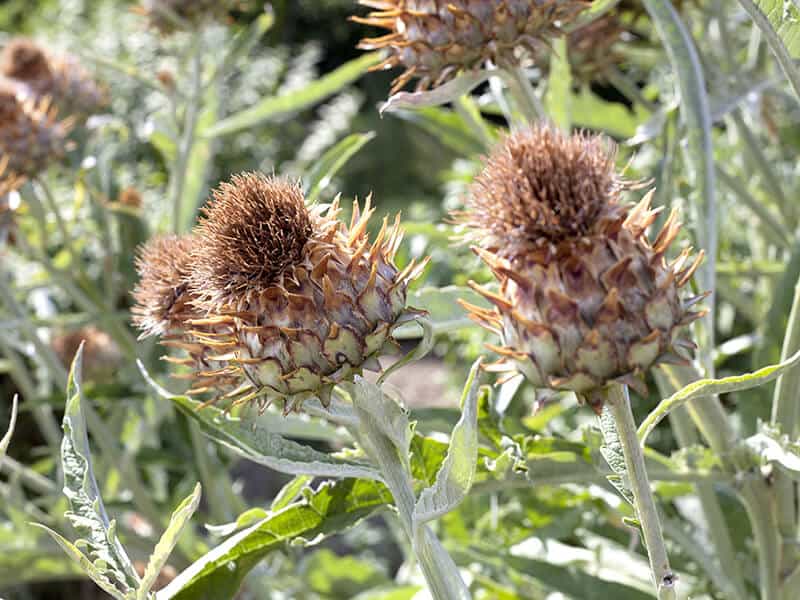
left=354, top=0, right=589, bottom=93
left=133, top=173, right=426, bottom=411
left=0, top=38, right=107, bottom=118
left=457, top=126, right=705, bottom=410
left=137, top=0, right=234, bottom=33
left=551, top=15, right=626, bottom=83
left=0, top=80, right=71, bottom=178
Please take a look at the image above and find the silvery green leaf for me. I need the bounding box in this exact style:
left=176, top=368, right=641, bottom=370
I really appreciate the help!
left=413, top=359, right=482, bottom=525
left=136, top=484, right=202, bottom=600
left=351, top=377, right=412, bottom=456
left=56, top=344, right=140, bottom=594
left=599, top=407, right=635, bottom=506
left=379, top=70, right=491, bottom=115
left=1, top=394, right=18, bottom=462
left=137, top=360, right=380, bottom=481
left=744, top=431, right=800, bottom=478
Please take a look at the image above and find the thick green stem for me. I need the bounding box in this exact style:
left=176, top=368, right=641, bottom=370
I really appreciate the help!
left=349, top=418, right=469, bottom=600
left=606, top=385, right=676, bottom=599
left=171, top=33, right=203, bottom=233
left=741, top=480, right=782, bottom=600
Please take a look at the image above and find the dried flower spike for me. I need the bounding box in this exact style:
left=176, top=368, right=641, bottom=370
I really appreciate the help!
left=457, top=126, right=706, bottom=411
left=0, top=80, right=71, bottom=178
left=1, top=38, right=107, bottom=119
left=353, top=0, right=589, bottom=93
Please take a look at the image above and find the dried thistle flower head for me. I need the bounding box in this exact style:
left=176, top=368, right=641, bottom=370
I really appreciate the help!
left=353, top=0, right=589, bottom=93
left=136, top=0, right=234, bottom=33
left=0, top=38, right=108, bottom=118
left=118, top=186, right=143, bottom=209
left=0, top=80, right=71, bottom=178
left=190, top=173, right=314, bottom=309
left=458, top=125, right=706, bottom=410
left=52, top=326, right=123, bottom=380
left=133, top=172, right=427, bottom=412
left=132, top=234, right=197, bottom=339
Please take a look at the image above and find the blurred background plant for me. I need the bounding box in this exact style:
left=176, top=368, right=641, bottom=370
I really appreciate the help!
left=3, top=0, right=800, bottom=599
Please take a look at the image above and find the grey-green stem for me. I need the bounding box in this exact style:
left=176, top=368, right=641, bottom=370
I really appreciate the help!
left=348, top=415, right=470, bottom=600
left=606, top=384, right=676, bottom=599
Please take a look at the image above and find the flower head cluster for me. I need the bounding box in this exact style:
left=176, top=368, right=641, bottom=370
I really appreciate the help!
left=354, top=0, right=588, bottom=93
left=1, top=38, right=107, bottom=119
left=457, top=126, right=706, bottom=411
left=0, top=79, right=71, bottom=184
left=133, top=173, right=426, bottom=411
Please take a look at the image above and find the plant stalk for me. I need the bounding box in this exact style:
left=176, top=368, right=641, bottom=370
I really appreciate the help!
left=171, top=32, right=204, bottom=233
left=606, top=384, right=676, bottom=599
left=348, top=417, right=469, bottom=600
left=501, top=66, right=544, bottom=125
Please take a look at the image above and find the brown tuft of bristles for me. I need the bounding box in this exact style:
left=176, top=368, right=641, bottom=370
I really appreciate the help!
left=190, top=173, right=313, bottom=308
left=0, top=38, right=52, bottom=82
left=131, top=234, right=197, bottom=339
left=457, top=125, right=635, bottom=257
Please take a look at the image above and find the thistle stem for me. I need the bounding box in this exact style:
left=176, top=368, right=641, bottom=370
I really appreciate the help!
left=606, top=384, right=676, bottom=599
left=348, top=417, right=469, bottom=600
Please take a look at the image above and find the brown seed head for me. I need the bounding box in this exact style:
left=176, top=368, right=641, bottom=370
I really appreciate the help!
left=119, top=186, right=143, bottom=208
left=459, top=125, right=633, bottom=258
left=0, top=38, right=52, bottom=82
left=190, top=173, right=313, bottom=309
left=354, top=0, right=589, bottom=93
left=132, top=234, right=197, bottom=338
left=52, top=325, right=123, bottom=380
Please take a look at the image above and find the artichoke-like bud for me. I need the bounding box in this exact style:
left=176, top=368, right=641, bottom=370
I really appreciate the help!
left=136, top=0, right=234, bottom=33
left=353, top=0, right=589, bottom=93
left=0, top=80, right=71, bottom=178
left=133, top=173, right=426, bottom=410
left=0, top=38, right=107, bottom=118
left=456, top=126, right=706, bottom=410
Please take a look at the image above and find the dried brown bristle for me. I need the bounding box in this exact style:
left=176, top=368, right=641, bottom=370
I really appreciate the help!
left=190, top=173, right=313, bottom=308
left=132, top=234, right=196, bottom=338
left=0, top=38, right=52, bottom=82
left=459, top=125, right=633, bottom=256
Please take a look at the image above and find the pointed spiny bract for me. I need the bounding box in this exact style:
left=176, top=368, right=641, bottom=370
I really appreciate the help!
left=132, top=234, right=198, bottom=339
left=458, top=125, right=633, bottom=258
left=459, top=125, right=705, bottom=410
left=353, top=0, right=589, bottom=93
left=0, top=80, right=70, bottom=178
left=0, top=38, right=108, bottom=119
left=190, top=173, right=313, bottom=309
left=133, top=171, right=425, bottom=413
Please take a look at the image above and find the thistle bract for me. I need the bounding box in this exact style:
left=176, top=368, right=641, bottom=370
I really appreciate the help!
left=458, top=126, right=706, bottom=410
left=354, top=0, right=588, bottom=93
left=133, top=173, right=426, bottom=411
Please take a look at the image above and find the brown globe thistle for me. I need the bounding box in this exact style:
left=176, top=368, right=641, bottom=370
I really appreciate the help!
left=353, top=0, right=589, bottom=93
left=456, top=126, right=706, bottom=411
left=136, top=0, right=234, bottom=33
left=133, top=173, right=426, bottom=411
left=0, top=80, right=71, bottom=178
left=118, top=186, right=143, bottom=209
left=0, top=38, right=108, bottom=119
left=559, top=15, right=627, bottom=83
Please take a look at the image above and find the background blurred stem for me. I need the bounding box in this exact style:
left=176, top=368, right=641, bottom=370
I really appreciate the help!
left=501, top=67, right=544, bottom=125
left=171, top=31, right=204, bottom=234
left=604, top=384, right=676, bottom=599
